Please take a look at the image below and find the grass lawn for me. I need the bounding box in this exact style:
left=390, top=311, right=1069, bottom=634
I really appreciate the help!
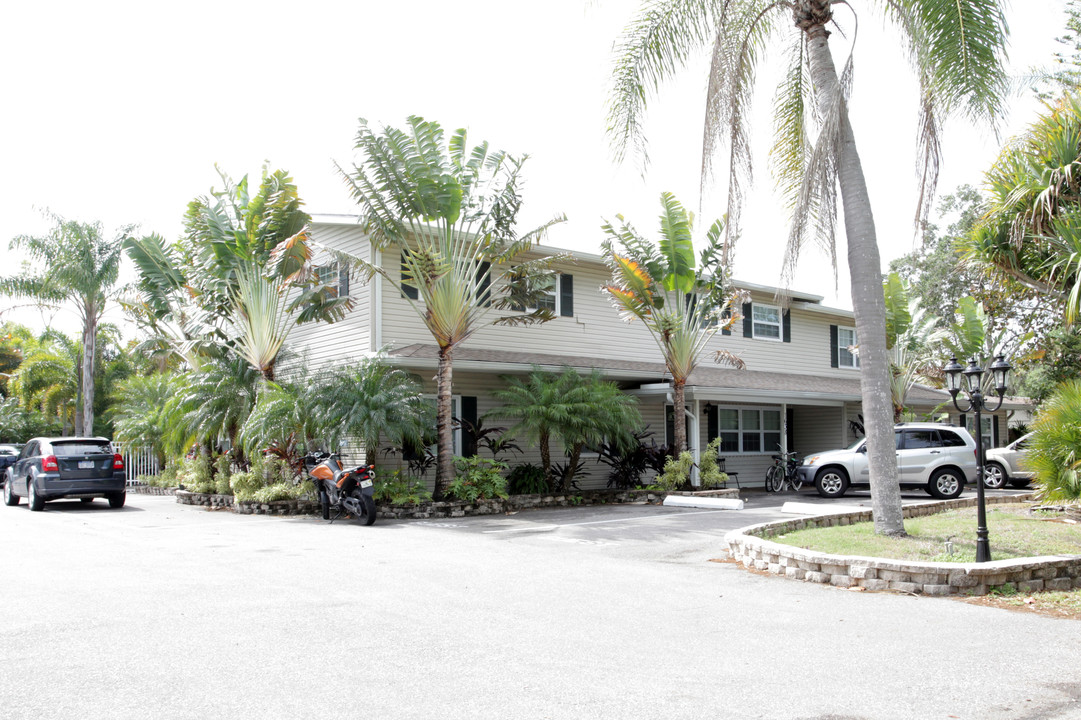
left=765, top=502, right=1081, bottom=619
left=768, top=502, right=1081, bottom=563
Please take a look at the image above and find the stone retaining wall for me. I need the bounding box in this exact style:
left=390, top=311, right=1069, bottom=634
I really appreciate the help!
left=724, top=494, right=1081, bottom=596
left=129, top=484, right=177, bottom=496
left=171, top=486, right=727, bottom=519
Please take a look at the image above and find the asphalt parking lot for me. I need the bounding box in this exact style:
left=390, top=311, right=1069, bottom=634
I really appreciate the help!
left=1, top=487, right=1077, bottom=720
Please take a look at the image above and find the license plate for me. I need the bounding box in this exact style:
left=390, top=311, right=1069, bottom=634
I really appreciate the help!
left=78, top=461, right=94, bottom=469
left=360, top=479, right=373, bottom=489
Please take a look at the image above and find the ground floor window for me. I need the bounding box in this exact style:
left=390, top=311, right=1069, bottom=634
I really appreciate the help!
left=714, top=406, right=782, bottom=454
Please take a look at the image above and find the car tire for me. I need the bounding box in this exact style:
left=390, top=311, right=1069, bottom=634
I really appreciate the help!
left=3, top=478, right=18, bottom=506
left=814, top=468, right=849, bottom=498
left=81, top=497, right=94, bottom=504
left=107, top=491, right=126, bottom=509
left=928, top=468, right=965, bottom=499
left=983, top=462, right=1009, bottom=490
left=28, top=480, right=45, bottom=512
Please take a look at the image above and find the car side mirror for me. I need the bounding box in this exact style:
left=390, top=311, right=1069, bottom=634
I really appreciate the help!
left=858, top=445, right=868, bottom=454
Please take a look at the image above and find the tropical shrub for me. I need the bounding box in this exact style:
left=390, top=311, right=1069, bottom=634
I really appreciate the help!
left=698, top=438, right=729, bottom=489
left=507, top=463, right=549, bottom=495
left=652, top=452, right=694, bottom=492
left=373, top=470, right=432, bottom=505
left=448, top=456, right=509, bottom=501
left=1028, top=379, right=1081, bottom=501
left=597, top=427, right=672, bottom=489
left=178, top=453, right=216, bottom=494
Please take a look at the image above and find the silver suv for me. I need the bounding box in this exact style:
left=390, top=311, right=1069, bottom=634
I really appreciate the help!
left=983, top=432, right=1034, bottom=489
left=795, top=423, right=978, bottom=500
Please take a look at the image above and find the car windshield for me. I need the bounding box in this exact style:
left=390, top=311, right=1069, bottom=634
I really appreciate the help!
left=51, top=441, right=111, bottom=457
left=846, top=438, right=865, bottom=451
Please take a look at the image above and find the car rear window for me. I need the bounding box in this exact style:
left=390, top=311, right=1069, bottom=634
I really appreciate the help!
left=938, top=431, right=967, bottom=447
left=51, top=441, right=112, bottom=457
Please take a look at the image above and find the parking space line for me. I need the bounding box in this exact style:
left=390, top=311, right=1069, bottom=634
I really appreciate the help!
left=482, top=508, right=726, bottom=534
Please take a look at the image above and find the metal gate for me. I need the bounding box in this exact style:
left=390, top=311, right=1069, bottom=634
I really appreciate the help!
left=110, top=442, right=160, bottom=486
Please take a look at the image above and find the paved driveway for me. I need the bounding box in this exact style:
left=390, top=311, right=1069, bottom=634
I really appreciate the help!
left=1, top=489, right=1077, bottom=720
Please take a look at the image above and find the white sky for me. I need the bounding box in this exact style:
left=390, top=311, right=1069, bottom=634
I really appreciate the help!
left=0, top=0, right=1069, bottom=336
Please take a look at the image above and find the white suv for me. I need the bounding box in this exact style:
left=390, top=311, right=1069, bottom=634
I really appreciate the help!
left=796, top=423, right=978, bottom=500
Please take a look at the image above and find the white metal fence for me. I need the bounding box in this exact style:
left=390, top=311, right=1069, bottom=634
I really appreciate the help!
left=111, top=442, right=160, bottom=486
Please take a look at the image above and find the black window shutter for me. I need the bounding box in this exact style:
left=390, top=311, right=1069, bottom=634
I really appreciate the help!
left=477, top=261, right=491, bottom=307
left=721, top=308, right=731, bottom=336
left=401, top=251, right=418, bottom=300
left=560, top=274, right=574, bottom=317
left=992, top=415, right=1000, bottom=447
left=742, top=303, right=753, bottom=338
left=461, top=396, right=478, bottom=457
left=338, top=263, right=349, bottom=298
left=707, top=405, right=718, bottom=441
left=830, top=325, right=839, bottom=368
left=959, top=413, right=966, bottom=432
left=782, top=310, right=791, bottom=343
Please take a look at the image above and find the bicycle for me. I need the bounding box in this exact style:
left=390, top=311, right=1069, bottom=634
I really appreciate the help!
left=765, top=450, right=803, bottom=492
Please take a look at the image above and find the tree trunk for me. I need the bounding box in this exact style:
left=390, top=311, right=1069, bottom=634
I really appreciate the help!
left=539, top=430, right=551, bottom=480
left=804, top=23, right=906, bottom=536
left=434, top=344, right=455, bottom=499
left=82, top=302, right=97, bottom=437
left=673, top=378, right=687, bottom=454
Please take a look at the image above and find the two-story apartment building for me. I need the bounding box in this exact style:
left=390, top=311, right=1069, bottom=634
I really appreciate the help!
left=290, top=215, right=1030, bottom=490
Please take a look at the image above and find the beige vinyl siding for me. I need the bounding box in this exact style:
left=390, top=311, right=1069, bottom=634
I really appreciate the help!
left=792, top=406, right=845, bottom=456
left=287, top=225, right=372, bottom=372
left=377, top=248, right=864, bottom=378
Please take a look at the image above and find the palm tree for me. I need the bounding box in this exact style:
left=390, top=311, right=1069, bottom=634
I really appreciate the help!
left=491, top=366, right=642, bottom=490
left=112, top=372, right=178, bottom=469
left=2, top=213, right=127, bottom=435
left=965, top=93, right=1081, bottom=323
left=10, top=329, right=80, bottom=433
left=607, top=0, right=1009, bottom=535
left=601, top=193, right=743, bottom=454
left=310, top=357, right=430, bottom=467
left=332, top=116, right=566, bottom=497
left=124, top=167, right=352, bottom=376
left=882, top=273, right=946, bottom=420
left=165, top=354, right=261, bottom=459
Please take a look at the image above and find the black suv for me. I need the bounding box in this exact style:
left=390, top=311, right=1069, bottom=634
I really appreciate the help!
left=3, top=437, right=126, bottom=511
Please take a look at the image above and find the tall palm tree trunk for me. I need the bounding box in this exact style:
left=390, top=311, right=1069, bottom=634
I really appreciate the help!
left=82, top=302, right=98, bottom=437
left=434, top=345, right=455, bottom=498
left=805, top=22, right=905, bottom=536
left=673, top=378, right=687, bottom=453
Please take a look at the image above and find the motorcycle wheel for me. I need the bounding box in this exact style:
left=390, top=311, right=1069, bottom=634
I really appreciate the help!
left=319, top=490, right=330, bottom=520
left=360, top=494, right=376, bottom=526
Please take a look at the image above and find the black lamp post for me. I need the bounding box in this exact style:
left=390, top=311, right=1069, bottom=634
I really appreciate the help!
left=943, top=354, right=1012, bottom=563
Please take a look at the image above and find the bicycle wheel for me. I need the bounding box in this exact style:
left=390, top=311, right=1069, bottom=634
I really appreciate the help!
left=789, top=470, right=803, bottom=492
left=765, top=466, right=782, bottom=492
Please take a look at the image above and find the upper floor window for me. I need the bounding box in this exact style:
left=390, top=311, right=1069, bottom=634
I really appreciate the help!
left=837, top=327, right=859, bottom=368
left=315, top=262, right=346, bottom=298
left=529, top=274, right=558, bottom=314
left=752, top=304, right=782, bottom=340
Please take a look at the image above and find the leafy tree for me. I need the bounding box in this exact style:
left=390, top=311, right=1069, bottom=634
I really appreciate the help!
left=332, top=116, right=566, bottom=497
left=882, top=273, right=946, bottom=420
left=607, top=0, right=1009, bottom=536
left=601, top=192, right=742, bottom=454
left=1, top=213, right=128, bottom=435
left=1032, top=0, right=1081, bottom=101
left=491, top=366, right=642, bottom=490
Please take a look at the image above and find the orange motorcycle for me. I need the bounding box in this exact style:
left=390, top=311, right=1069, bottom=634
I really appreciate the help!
left=304, top=452, right=377, bottom=525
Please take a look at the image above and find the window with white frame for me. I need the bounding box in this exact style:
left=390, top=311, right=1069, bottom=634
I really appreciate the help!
left=315, top=262, right=344, bottom=298
left=752, top=304, right=782, bottom=340
left=716, top=407, right=782, bottom=454
left=527, top=274, right=559, bottom=314
left=838, top=327, right=859, bottom=368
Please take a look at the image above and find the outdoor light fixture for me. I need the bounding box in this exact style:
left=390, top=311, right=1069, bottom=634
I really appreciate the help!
left=943, top=355, right=1012, bottom=562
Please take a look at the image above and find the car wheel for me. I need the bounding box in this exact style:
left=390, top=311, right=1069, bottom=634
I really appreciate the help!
left=814, top=468, right=849, bottom=498
left=3, top=478, right=18, bottom=506
left=28, top=480, right=45, bottom=512
left=983, top=462, right=1009, bottom=490
left=928, top=468, right=965, bottom=499
left=107, top=491, right=126, bottom=509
